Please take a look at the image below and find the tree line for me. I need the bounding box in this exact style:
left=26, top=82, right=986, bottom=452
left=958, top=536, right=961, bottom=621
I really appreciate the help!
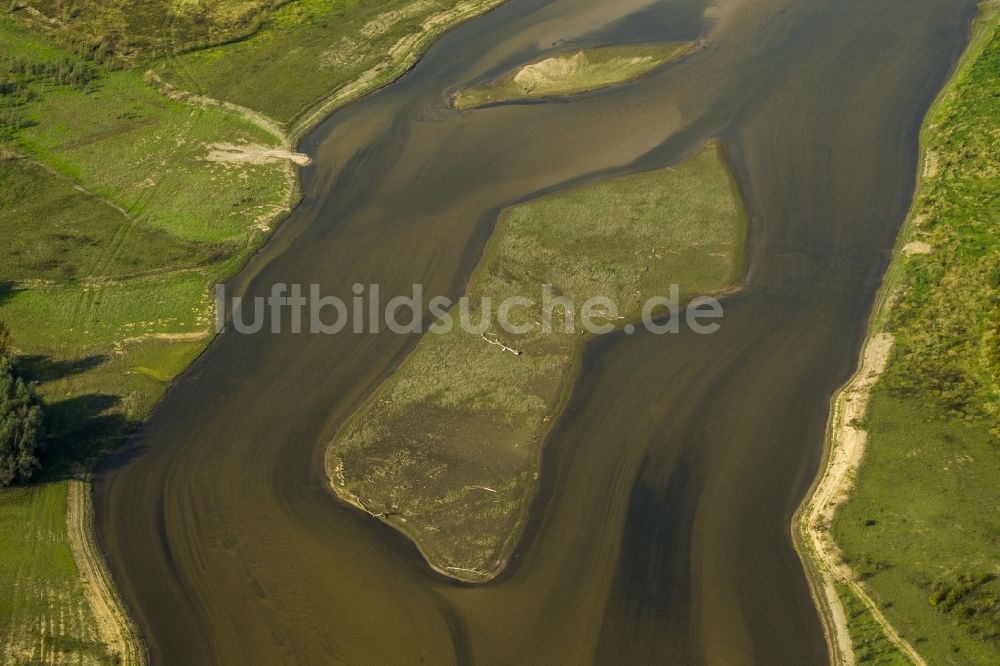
left=0, top=321, right=45, bottom=486
left=4, top=55, right=97, bottom=88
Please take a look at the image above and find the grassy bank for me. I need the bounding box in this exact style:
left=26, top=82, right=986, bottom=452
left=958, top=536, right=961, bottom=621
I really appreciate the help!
left=0, top=12, right=291, bottom=662
left=153, top=0, right=505, bottom=136
left=329, top=143, right=748, bottom=579
left=452, top=43, right=693, bottom=110
left=835, top=582, right=910, bottom=666
left=806, top=2, right=1000, bottom=664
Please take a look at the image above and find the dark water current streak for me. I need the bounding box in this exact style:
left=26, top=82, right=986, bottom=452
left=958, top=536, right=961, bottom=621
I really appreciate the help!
left=94, top=0, right=978, bottom=662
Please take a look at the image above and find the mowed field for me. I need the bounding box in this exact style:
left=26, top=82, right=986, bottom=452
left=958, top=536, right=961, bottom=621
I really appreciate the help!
left=1, top=0, right=505, bottom=662
left=832, top=4, right=1000, bottom=664
left=330, top=144, right=748, bottom=580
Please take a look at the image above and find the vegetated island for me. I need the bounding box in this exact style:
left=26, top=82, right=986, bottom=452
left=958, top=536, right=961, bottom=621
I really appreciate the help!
left=328, top=142, right=748, bottom=580
left=452, top=42, right=694, bottom=110
left=796, top=3, right=1000, bottom=665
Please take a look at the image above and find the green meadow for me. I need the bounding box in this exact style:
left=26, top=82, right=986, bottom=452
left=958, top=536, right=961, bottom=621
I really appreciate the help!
left=154, top=0, right=505, bottom=133
left=11, top=0, right=281, bottom=61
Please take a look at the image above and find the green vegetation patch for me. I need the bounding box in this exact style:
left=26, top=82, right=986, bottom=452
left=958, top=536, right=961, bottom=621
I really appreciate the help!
left=836, top=583, right=911, bottom=666
left=17, top=71, right=286, bottom=243
left=330, top=144, right=747, bottom=578
left=453, top=43, right=693, bottom=110
left=834, top=7, right=1000, bottom=664
left=836, top=395, right=1000, bottom=664
left=156, top=0, right=504, bottom=127
left=2, top=16, right=287, bottom=243
left=0, top=156, right=222, bottom=281
left=2, top=270, right=214, bottom=348
left=11, top=0, right=283, bottom=63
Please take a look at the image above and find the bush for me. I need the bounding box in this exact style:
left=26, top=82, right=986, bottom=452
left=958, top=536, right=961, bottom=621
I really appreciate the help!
left=928, top=574, right=1000, bottom=643
left=0, top=353, right=45, bottom=486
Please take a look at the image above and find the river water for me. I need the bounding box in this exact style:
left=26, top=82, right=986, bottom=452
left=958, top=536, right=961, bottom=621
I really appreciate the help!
left=94, top=0, right=977, bottom=662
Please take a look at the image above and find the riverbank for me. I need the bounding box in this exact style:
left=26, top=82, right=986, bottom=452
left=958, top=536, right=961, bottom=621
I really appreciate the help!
left=82, top=0, right=986, bottom=660
left=1, top=13, right=288, bottom=659
left=795, top=2, right=1000, bottom=663
left=0, top=1, right=510, bottom=662
left=149, top=0, right=507, bottom=141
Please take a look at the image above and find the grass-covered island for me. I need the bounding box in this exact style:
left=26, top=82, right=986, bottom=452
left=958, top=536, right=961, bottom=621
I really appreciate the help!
left=328, top=143, right=748, bottom=580
left=452, top=43, right=694, bottom=110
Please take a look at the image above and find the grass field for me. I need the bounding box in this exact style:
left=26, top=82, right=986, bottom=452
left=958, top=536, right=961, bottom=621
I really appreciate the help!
left=452, top=43, right=693, bottom=110
left=0, top=483, right=114, bottom=665
left=0, top=12, right=290, bottom=663
left=0, top=157, right=219, bottom=282
left=329, top=144, right=748, bottom=579
left=831, top=4, right=1000, bottom=663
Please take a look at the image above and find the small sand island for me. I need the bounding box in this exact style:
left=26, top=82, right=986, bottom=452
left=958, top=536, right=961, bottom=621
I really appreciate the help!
left=452, top=43, right=695, bottom=109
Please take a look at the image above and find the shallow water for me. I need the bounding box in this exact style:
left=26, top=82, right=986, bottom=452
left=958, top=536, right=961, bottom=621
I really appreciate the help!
left=95, top=0, right=978, bottom=662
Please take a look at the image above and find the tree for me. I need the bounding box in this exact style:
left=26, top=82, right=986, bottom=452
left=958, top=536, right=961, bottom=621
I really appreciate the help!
left=0, top=320, right=10, bottom=356
left=0, top=354, right=44, bottom=486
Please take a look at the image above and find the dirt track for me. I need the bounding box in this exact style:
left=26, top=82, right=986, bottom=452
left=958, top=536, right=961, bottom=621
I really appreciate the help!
left=797, top=332, right=927, bottom=666
left=67, top=479, right=145, bottom=665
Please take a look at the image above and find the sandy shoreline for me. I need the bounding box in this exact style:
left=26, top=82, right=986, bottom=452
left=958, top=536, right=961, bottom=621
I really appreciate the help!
left=792, top=4, right=1000, bottom=662
left=67, top=478, right=147, bottom=665
left=793, top=331, right=929, bottom=666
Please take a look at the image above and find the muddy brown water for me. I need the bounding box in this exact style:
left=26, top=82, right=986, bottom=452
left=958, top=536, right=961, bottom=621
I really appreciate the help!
left=94, top=0, right=978, bottom=662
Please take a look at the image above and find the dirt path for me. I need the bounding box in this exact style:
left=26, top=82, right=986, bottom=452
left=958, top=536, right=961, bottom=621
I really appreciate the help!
left=66, top=478, right=146, bottom=665
left=145, top=71, right=289, bottom=146
left=796, top=332, right=927, bottom=666
left=205, top=142, right=311, bottom=166
left=145, top=72, right=303, bottom=234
